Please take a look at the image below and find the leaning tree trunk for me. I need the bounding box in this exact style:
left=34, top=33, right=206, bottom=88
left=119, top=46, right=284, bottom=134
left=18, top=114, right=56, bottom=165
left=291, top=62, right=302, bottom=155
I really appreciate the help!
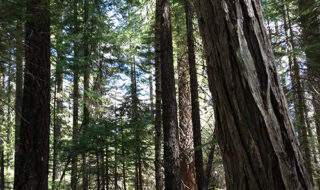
left=159, top=0, right=181, bottom=189
left=178, top=55, right=197, bottom=190
left=154, top=0, right=163, bottom=189
left=194, top=0, right=313, bottom=189
left=14, top=0, right=51, bottom=189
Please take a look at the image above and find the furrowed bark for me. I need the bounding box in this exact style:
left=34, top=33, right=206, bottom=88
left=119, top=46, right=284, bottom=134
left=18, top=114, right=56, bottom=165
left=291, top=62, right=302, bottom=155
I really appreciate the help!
left=159, top=0, right=181, bottom=189
left=194, top=0, right=313, bottom=189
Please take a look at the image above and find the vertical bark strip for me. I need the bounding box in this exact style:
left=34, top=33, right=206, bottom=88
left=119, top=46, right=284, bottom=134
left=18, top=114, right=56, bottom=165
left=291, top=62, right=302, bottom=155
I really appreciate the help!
left=14, top=0, right=51, bottom=189
left=159, top=0, right=181, bottom=189
left=154, top=1, right=163, bottom=189
left=194, top=0, right=313, bottom=189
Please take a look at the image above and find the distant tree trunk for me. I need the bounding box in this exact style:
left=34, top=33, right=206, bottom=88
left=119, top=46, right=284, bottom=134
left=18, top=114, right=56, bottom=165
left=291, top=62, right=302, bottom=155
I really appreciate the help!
left=114, top=131, right=118, bottom=190
left=14, top=0, right=50, bottom=189
left=184, top=0, right=206, bottom=189
left=159, top=0, right=181, bottom=189
left=120, top=119, right=126, bottom=190
left=82, top=0, right=90, bottom=189
left=0, top=148, right=4, bottom=190
left=71, top=2, right=80, bottom=189
left=105, top=138, right=109, bottom=190
left=178, top=55, right=197, bottom=189
left=71, top=46, right=80, bottom=190
left=0, top=72, right=4, bottom=190
left=282, top=2, right=313, bottom=181
left=154, top=1, right=163, bottom=189
left=7, top=60, right=12, bottom=171
left=53, top=28, right=64, bottom=185
left=195, top=0, right=313, bottom=189
left=131, top=58, right=143, bottom=190
left=14, top=23, right=23, bottom=157
left=298, top=0, right=320, bottom=186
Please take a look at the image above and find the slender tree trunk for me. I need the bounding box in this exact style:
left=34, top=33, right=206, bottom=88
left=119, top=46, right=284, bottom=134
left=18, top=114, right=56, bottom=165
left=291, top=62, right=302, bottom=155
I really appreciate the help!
left=195, top=0, right=313, bottom=189
left=14, top=23, right=23, bottom=159
left=71, top=2, right=80, bottom=189
left=0, top=72, right=5, bottom=190
left=14, top=0, right=50, bottom=189
left=159, top=0, right=181, bottom=189
left=178, top=55, right=197, bottom=190
left=154, top=1, right=163, bottom=189
left=105, top=138, right=109, bottom=190
left=121, top=123, right=126, bottom=190
left=53, top=28, right=64, bottom=185
left=82, top=0, right=90, bottom=189
left=71, top=49, right=79, bottom=190
left=7, top=60, right=12, bottom=172
left=184, top=0, right=206, bottom=189
left=114, top=132, right=118, bottom=190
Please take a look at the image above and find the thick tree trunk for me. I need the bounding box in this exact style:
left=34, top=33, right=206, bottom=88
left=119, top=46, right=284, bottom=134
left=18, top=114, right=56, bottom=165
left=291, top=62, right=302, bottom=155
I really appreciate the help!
left=159, top=0, right=181, bottom=189
left=184, top=0, right=206, bottom=189
left=178, top=55, right=197, bottom=190
left=154, top=1, right=163, bottom=189
left=14, top=0, right=50, bottom=189
left=194, top=0, right=313, bottom=189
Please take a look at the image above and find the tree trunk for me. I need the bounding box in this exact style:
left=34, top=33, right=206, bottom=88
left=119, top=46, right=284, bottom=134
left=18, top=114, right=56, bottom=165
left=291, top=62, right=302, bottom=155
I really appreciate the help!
left=0, top=71, right=5, bottom=190
left=0, top=149, right=4, bottom=190
left=14, top=23, right=23, bottom=158
left=131, top=58, right=143, bottom=190
left=7, top=60, right=12, bottom=172
left=282, top=2, right=313, bottom=181
left=184, top=0, right=206, bottom=189
left=71, top=3, right=80, bottom=190
left=14, top=0, right=50, bottom=189
left=114, top=131, right=118, bottom=190
left=178, top=55, right=197, bottom=190
left=53, top=28, right=64, bottom=185
left=159, top=0, right=181, bottom=189
left=194, top=0, right=313, bottom=189
left=154, top=1, right=163, bottom=189
left=71, top=47, right=80, bottom=190
left=82, top=0, right=90, bottom=189
left=298, top=0, right=320, bottom=186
